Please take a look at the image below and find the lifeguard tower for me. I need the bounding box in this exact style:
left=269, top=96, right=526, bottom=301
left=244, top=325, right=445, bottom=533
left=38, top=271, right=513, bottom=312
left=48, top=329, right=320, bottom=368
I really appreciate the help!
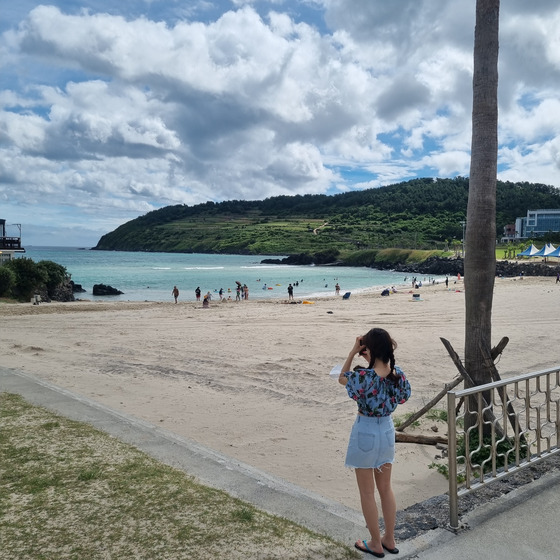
left=0, top=219, right=25, bottom=264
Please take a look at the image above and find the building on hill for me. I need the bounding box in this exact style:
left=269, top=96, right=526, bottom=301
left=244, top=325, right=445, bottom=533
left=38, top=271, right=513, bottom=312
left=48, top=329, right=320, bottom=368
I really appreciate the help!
left=512, top=209, right=560, bottom=240
left=501, top=223, right=516, bottom=243
left=0, top=219, right=25, bottom=264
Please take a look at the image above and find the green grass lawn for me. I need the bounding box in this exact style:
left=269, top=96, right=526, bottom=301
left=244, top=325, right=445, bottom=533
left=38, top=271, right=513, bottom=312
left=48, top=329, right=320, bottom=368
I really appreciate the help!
left=0, top=393, right=357, bottom=560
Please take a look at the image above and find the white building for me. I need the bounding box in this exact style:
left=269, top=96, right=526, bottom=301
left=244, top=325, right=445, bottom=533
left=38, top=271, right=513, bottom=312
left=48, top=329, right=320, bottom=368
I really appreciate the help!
left=0, top=219, right=25, bottom=263
left=514, top=209, right=560, bottom=239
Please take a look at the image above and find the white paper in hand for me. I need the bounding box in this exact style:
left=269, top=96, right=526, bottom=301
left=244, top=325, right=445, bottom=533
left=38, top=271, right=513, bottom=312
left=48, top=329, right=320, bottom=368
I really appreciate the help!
left=329, top=364, right=342, bottom=378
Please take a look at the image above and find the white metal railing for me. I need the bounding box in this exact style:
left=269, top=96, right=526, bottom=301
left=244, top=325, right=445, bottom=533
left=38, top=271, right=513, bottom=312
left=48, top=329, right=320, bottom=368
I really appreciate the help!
left=447, top=366, right=560, bottom=529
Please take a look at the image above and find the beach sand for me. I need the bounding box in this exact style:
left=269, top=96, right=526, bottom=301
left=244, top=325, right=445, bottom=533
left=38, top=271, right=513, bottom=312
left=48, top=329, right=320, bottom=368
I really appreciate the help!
left=1, top=275, right=558, bottom=512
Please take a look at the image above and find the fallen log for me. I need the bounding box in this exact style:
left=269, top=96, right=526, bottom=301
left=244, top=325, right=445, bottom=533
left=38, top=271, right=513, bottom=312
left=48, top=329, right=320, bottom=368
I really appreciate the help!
left=395, top=432, right=448, bottom=445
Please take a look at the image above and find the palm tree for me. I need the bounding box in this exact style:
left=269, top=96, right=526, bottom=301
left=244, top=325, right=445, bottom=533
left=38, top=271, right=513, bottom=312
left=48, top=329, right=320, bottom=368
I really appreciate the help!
left=464, top=0, right=500, bottom=389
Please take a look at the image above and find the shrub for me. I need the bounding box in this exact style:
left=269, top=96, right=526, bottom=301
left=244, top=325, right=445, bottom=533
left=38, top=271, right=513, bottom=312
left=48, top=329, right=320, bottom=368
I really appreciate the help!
left=4, top=258, right=48, bottom=301
left=0, top=265, right=16, bottom=297
left=37, top=260, right=68, bottom=296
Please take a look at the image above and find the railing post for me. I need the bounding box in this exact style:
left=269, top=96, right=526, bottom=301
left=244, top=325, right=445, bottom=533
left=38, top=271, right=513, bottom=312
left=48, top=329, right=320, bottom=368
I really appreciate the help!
left=447, top=391, right=459, bottom=529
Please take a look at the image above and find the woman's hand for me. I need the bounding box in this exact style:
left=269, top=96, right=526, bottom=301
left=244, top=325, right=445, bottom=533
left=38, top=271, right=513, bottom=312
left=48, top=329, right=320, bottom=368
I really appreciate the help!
left=350, top=335, right=365, bottom=357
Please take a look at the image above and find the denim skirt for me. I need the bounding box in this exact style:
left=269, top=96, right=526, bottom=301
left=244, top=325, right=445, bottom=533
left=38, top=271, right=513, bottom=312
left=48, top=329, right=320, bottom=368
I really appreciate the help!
left=345, top=415, right=395, bottom=469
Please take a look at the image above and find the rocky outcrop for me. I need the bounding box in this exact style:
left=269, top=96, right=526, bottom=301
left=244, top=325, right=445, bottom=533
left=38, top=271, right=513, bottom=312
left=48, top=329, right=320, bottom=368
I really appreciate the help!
left=395, top=256, right=560, bottom=278
left=35, top=279, right=76, bottom=302
left=50, top=280, right=76, bottom=302
left=262, top=254, right=560, bottom=278
left=495, top=260, right=560, bottom=277
left=70, top=281, right=86, bottom=293
left=261, top=254, right=315, bottom=265
left=390, top=256, right=464, bottom=275
left=93, top=284, right=124, bottom=296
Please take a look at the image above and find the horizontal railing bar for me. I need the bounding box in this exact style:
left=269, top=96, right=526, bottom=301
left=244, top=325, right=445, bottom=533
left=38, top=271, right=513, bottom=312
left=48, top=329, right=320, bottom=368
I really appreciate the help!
left=449, top=367, right=560, bottom=397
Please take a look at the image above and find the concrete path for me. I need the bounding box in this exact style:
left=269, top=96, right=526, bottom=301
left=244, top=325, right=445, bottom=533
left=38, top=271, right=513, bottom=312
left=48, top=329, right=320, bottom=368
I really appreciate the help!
left=2, top=367, right=559, bottom=559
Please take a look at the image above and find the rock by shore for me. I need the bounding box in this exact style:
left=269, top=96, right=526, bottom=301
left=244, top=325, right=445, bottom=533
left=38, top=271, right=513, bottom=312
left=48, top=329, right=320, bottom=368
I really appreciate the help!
left=93, top=284, right=124, bottom=296
left=393, top=256, right=560, bottom=278
left=262, top=254, right=560, bottom=278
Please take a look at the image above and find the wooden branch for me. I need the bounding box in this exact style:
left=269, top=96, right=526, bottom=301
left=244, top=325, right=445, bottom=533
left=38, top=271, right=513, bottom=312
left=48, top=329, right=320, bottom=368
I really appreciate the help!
left=394, top=337, right=511, bottom=436
left=440, top=337, right=504, bottom=438
left=396, top=374, right=463, bottom=432
left=395, top=432, right=448, bottom=445
left=449, top=337, right=509, bottom=417
left=479, top=342, right=525, bottom=442
left=440, top=337, right=469, bottom=378
left=490, top=336, right=509, bottom=362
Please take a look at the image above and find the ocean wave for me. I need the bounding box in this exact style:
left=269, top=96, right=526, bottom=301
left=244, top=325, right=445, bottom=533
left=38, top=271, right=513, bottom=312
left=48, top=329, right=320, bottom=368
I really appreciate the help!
left=182, top=267, right=225, bottom=270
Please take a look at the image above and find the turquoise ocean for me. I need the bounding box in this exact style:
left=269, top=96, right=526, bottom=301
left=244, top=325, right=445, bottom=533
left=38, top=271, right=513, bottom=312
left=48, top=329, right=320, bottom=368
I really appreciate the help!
left=23, top=247, right=415, bottom=302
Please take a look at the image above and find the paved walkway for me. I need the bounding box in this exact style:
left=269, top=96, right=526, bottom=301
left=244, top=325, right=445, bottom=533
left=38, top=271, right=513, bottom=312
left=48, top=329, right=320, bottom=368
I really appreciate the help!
left=2, top=367, right=559, bottom=559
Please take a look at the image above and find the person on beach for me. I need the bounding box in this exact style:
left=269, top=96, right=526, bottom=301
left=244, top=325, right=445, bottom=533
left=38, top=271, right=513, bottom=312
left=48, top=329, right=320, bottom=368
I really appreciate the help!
left=195, top=287, right=201, bottom=301
left=338, top=328, right=411, bottom=558
left=172, top=286, right=179, bottom=303
left=335, top=283, right=341, bottom=295
left=287, top=283, right=294, bottom=301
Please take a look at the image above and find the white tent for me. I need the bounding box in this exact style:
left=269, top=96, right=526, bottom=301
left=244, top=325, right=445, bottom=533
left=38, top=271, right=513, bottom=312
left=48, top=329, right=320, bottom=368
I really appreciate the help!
left=517, top=244, right=540, bottom=257
left=532, top=243, right=557, bottom=257
left=545, top=245, right=560, bottom=258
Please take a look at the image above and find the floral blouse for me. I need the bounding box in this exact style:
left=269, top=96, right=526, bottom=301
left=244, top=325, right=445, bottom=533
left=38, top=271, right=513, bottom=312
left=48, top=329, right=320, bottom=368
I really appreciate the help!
left=344, top=366, right=411, bottom=417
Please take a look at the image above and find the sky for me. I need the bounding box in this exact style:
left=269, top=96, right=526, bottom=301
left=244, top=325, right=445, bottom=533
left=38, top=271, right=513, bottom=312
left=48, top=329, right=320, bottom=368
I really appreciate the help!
left=1, top=1, right=560, bottom=246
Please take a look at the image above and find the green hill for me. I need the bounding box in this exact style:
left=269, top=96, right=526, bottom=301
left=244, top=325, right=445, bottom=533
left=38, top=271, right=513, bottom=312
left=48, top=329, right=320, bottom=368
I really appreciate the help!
left=93, top=177, right=560, bottom=256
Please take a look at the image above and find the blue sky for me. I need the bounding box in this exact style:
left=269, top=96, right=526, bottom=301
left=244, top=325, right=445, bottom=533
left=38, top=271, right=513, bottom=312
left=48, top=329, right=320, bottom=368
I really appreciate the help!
left=1, top=1, right=560, bottom=246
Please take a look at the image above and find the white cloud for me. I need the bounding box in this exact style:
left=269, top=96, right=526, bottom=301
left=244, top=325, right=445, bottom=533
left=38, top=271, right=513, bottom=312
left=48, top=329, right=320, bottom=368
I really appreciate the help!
left=1, top=1, right=559, bottom=245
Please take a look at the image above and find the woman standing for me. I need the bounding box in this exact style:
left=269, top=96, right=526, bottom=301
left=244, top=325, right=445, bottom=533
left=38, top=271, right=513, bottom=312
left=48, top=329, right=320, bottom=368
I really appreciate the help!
left=339, top=328, right=411, bottom=557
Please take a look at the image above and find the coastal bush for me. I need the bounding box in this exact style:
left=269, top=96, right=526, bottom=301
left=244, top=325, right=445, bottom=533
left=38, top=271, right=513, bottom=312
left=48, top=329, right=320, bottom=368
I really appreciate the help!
left=339, top=249, right=379, bottom=267
left=3, top=257, right=48, bottom=301
left=313, top=248, right=340, bottom=264
left=0, top=265, right=16, bottom=297
left=374, top=248, right=414, bottom=264
left=0, top=258, right=69, bottom=301
left=405, top=250, right=442, bottom=263
left=37, top=260, right=68, bottom=295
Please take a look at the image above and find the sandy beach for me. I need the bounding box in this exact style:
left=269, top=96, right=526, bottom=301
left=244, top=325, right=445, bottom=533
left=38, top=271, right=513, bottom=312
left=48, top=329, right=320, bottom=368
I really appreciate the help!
left=1, top=275, right=559, bottom=512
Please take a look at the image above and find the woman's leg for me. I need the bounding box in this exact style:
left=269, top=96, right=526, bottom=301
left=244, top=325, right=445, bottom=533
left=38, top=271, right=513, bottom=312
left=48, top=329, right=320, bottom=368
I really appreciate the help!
left=354, top=468, right=384, bottom=555
left=374, top=463, right=397, bottom=549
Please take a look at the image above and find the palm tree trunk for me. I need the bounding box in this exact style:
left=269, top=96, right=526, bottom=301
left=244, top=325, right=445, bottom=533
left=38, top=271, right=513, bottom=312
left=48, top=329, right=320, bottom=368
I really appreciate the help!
left=464, top=0, right=500, bottom=393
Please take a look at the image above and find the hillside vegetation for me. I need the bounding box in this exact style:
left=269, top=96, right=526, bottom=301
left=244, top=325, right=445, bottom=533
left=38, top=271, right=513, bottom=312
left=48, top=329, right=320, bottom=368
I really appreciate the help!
left=94, top=177, right=560, bottom=256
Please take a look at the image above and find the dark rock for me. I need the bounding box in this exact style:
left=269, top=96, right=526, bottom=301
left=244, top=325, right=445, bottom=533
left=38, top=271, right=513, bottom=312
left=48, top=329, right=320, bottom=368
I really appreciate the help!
left=70, top=280, right=86, bottom=293
left=261, top=253, right=560, bottom=279
left=390, top=256, right=464, bottom=275
left=495, top=260, right=560, bottom=277
left=93, top=283, right=124, bottom=296
left=261, top=253, right=315, bottom=265
left=50, top=280, right=75, bottom=302
left=383, top=256, right=560, bottom=278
